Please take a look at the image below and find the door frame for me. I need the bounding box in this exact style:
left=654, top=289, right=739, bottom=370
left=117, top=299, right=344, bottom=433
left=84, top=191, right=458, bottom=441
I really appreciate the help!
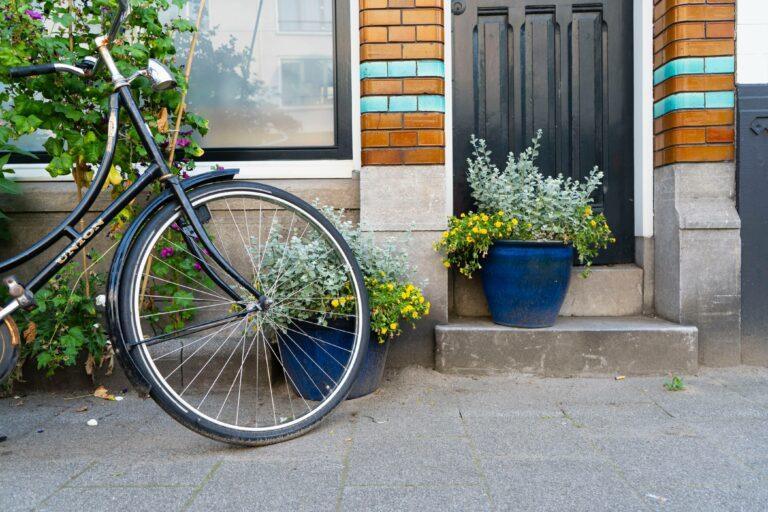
left=443, top=0, right=655, bottom=256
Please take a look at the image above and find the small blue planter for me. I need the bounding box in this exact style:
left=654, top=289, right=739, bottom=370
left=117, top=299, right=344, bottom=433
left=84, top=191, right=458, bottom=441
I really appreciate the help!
left=480, top=240, right=573, bottom=328
left=279, top=320, right=388, bottom=401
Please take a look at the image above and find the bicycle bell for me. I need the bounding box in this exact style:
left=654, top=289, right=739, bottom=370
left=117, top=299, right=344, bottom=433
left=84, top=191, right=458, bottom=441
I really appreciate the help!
left=146, top=59, right=177, bottom=92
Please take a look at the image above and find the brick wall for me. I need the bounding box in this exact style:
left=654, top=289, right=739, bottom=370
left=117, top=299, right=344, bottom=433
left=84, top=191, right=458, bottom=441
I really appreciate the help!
left=653, top=0, right=736, bottom=167
left=360, top=0, right=446, bottom=165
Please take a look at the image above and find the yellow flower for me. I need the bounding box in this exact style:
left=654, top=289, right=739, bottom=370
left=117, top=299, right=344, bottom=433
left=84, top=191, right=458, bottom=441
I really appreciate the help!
left=481, top=214, right=489, bottom=222
left=494, top=221, right=502, bottom=228
left=380, top=327, right=388, bottom=334
left=443, top=260, right=451, bottom=268
left=472, top=226, right=479, bottom=234
left=331, top=299, right=339, bottom=308
left=466, top=236, right=473, bottom=243
left=339, top=297, right=347, bottom=306
left=511, top=218, right=519, bottom=226
left=418, top=296, right=425, bottom=304
left=406, top=284, right=415, bottom=292
left=497, top=210, right=504, bottom=216
left=480, top=228, right=488, bottom=235
left=412, top=312, right=419, bottom=319
left=390, top=322, right=398, bottom=330
left=584, top=206, right=592, bottom=217
left=401, top=292, right=409, bottom=299
left=590, top=220, right=597, bottom=227
left=387, top=283, right=394, bottom=291
left=442, top=231, right=449, bottom=239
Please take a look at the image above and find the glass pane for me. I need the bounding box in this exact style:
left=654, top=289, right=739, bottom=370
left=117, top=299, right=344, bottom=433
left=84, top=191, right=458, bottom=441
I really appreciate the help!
left=181, top=0, right=336, bottom=149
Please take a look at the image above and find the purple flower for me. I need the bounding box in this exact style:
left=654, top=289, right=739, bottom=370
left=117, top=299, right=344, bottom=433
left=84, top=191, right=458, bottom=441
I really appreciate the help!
left=171, top=222, right=180, bottom=231
left=213, top=164, right=225, bottom=171
left=194, top=262, right=202, bottom=271
left=176, top=138, right=191, bottom=148
left=160, top=247, right=174, bottom=259
left=24, top=9, right=43, bottom=20
left=180, top=129, right=193, bottom=136
left=182, top=171, right=190, bottom=179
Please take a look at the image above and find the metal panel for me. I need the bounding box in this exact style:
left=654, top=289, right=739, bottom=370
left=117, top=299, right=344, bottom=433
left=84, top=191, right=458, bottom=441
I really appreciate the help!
left=453, top=0, right=634, bottom=263
left=738, top=84, right=768, bottom=365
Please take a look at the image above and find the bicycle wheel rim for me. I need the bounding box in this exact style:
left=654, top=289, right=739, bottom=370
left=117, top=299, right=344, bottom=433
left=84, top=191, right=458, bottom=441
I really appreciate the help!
left=127, top=186, right=367, bottom=434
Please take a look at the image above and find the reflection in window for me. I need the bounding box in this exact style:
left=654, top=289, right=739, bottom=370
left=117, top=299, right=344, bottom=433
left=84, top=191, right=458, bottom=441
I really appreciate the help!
left=277, top=0, right=332, bottom=33
left=180, top=0, right=337, bottom=148
left=281, top=58, right=333, bottom=107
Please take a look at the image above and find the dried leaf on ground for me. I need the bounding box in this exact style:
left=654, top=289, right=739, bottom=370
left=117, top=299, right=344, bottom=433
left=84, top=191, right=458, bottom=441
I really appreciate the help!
left=75, top=405, right=88, bottom=413
left=93, top=386, right=115, bottom=401
left=23, top=322, right=37, bottom=343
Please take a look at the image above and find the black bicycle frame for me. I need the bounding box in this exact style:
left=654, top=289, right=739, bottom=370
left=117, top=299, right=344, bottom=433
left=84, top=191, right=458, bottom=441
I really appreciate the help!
left=0, top=88, right=263, bottom=317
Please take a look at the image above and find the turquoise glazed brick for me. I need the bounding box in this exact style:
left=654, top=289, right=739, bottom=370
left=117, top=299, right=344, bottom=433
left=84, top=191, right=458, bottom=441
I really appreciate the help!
left=417, top=95, right=445, bottom=112
left=361, top=96, right=389, bottom=113
left=360, top=62, right=388, bottom=79
left=653, top=58, right=704, bottom=85
left=417, top=60, right=445, bottom=77
left=705, top=56, right=735, bottom=74
left=389, top=95, right=418, bottom=112
left=653, top=92, right=705, bottom=118
left=388, top=61, right=417, bottom=77
left=705, top=91, right=734, bottom=109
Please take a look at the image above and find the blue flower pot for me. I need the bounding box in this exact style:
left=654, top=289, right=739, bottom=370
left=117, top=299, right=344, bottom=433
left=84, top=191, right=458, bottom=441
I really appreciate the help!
left=480, top=240, right=573, bottom=328
left=278, top=320, right=388, bottom=401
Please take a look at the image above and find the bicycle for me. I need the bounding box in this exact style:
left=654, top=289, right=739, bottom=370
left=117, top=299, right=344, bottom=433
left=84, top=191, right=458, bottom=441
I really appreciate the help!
left=0, top=0, right=369, bottom=446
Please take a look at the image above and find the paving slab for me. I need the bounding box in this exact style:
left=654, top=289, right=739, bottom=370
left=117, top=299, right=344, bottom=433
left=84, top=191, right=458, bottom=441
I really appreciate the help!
left=1, top=366, right=768, bottom=511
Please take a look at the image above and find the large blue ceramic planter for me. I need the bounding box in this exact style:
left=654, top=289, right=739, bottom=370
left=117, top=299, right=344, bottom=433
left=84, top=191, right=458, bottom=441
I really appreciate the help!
left=279, top=320, right=388, bottom=401
left=480, top=240, right=573, bottom=328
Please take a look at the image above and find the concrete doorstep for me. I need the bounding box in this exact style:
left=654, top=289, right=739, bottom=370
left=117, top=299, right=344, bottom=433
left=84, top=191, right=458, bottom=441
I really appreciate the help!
left=435, top=316, right=699, bottom=377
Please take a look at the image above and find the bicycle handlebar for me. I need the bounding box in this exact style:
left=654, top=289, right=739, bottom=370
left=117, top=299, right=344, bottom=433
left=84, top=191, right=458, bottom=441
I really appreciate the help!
left=8, top=64, right=57, bottom=79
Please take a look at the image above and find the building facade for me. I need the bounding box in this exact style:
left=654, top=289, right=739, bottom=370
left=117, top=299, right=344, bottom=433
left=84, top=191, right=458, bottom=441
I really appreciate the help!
left=3, top=0, right=767, bottom=372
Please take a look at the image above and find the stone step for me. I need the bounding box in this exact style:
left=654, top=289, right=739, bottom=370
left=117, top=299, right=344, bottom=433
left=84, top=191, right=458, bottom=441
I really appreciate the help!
left=451, top=264, right=644, bottom=317
left=435, top=316, right=698, bottom=377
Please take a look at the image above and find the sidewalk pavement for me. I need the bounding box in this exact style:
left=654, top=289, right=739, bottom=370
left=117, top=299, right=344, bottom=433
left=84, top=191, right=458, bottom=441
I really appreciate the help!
left=1, top=366, right=768, bottom=511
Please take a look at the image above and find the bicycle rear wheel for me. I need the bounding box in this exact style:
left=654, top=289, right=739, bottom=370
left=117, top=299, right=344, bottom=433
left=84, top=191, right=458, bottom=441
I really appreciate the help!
left=115, top=181, right=369, bottom=445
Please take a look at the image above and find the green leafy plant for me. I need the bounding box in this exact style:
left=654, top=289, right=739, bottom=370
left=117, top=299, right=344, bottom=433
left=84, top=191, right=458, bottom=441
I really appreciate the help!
left=5, top=254, right=110, bottom=382
left=261, top=205, right=430, bottom=343
left=664, top=375, right=685, bottom=392
left=434, top=131, right=615, bottom=277
left=0, top=0, right=206, bottom=206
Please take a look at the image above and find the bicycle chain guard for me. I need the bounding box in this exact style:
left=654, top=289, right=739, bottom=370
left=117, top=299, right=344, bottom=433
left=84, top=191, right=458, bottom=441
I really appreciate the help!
left=0, top=316, right=20, bottom=385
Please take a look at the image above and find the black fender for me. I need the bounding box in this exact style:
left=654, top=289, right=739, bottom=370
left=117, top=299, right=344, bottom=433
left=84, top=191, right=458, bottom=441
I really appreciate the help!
left=106, top=169, right=239, bottom=395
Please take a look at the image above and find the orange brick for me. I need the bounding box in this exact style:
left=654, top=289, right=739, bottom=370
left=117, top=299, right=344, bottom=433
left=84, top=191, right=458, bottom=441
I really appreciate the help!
left=361, top=9, right=402, bottom=27
left=390, top=131, right=419, bottom=146
left=403, top=42, right=444, bottom=59
left=360, top=26, right=388, bottom=43
left=402, top=77, right=444, bottom=95
left=388, top=0, right=414, bottom=6
left=361, top=43, right=403, bottom=60
left=388, top=26, right=416, bottom=42
left=706, top=21, right=734, bottom=38
left=404, top=112, right=444, bottom=129
left=657, top=39, right=734, bottom=65
left=418, top=130, right=444, bottom=146
left=362, top=113, right=404, bottom=130
left=402, top=8, right=442, bottom=25
left=403, top=147, right=445, bottom=164
left=653, top=22, right=705, bottom=53
left=362, top=131, right=391, bottom=148
left=654, top=127, right=706, bottom=150
left=361, top=78, right=404, bottom=96
left=654, top=108, right=733, bottom=133
left=416, top=25, right=444, bottom=42
left=706, top=126, right=734, bottom=143
left=654, top=0, right=705, bottom=22
left=654, top=5, right=735, bottom=36
left=362, top=148, right=404, bottom=165
left=361, top=0, right=388, bottom=7
left=653, top=74, right=734, bottom=100
left=415, top=0, right=443, bottom=6
left=656, top=143, right=734, bottom=165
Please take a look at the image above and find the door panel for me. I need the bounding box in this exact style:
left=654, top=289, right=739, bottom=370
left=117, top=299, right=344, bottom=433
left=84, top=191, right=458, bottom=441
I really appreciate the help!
left=453, top=0, right=634, bottom=263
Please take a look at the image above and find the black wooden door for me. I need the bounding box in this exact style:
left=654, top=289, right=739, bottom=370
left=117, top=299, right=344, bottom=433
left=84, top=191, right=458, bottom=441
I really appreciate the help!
left=452, top=0, right=634, bottom=263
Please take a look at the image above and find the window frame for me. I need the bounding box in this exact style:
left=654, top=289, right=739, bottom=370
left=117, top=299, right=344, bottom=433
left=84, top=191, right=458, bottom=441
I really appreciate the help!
left=197, top=0, right=352, bottom=162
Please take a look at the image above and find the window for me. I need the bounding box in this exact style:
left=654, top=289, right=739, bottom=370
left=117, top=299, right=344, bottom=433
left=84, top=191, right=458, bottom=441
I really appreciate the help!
left=181, top=0, right=351, bottom=160
left=277, top=0, right=333, bottom=33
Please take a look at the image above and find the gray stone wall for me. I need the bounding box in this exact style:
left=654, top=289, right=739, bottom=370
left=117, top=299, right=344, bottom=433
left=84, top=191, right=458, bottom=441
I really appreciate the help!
left=360, top=165, right=449, bottom=368
left=653, top=162, right=742, bottom=366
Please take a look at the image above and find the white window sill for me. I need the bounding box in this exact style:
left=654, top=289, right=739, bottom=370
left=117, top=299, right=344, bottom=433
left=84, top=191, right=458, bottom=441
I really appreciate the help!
left=9, top=160, right=356, bottom=182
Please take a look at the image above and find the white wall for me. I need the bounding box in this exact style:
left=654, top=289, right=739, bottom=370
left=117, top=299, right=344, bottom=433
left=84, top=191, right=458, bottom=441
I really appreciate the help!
left=737, top=0, right=768, bottom=85
left=634, top=0, right=654, bottom=238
